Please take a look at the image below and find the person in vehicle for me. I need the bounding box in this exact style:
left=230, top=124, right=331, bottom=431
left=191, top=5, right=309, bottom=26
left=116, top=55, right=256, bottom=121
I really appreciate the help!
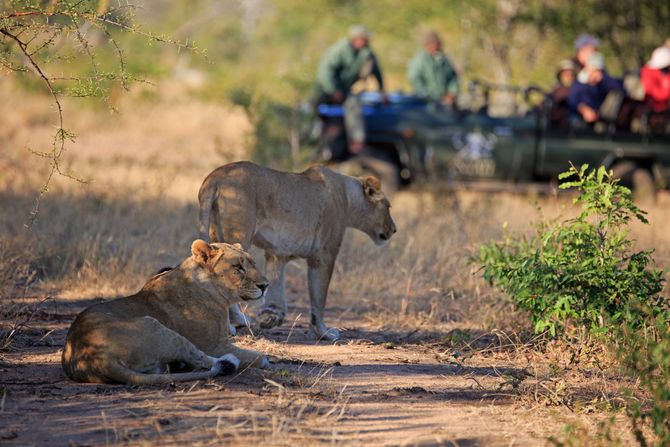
left=549, top=59, right=577, bottom=128
left=573, top=34, right=600, bottom=71
left=568, top=52, right=623, bottom=124
left=314, top=24, right=387, bottom=154
left=640, top=46, right=670, bottom=113
left=407, top=30, right=459, bottom=107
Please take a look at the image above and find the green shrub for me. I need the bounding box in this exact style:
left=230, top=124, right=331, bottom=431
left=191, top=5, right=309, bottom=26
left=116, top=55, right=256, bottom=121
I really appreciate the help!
left=475, top=164, right=665, bottom=337
left=475, top=163, right=670, bottom=446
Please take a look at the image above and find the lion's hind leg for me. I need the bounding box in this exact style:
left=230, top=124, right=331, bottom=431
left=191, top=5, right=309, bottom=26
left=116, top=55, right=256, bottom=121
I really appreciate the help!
left=103, top=316, right=239, bottom=385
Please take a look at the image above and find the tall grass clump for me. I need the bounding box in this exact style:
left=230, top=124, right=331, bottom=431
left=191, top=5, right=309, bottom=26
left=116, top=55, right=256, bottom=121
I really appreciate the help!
left=475, top=164, right=670, bottom=446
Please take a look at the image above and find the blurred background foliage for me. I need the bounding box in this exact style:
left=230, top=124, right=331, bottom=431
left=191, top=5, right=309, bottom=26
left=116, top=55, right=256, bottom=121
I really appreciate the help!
left=4, top=0, right=669, bottom=102
left=128, top=0, right=670, bottom=101
left=2, top=0, right=669, bottom=168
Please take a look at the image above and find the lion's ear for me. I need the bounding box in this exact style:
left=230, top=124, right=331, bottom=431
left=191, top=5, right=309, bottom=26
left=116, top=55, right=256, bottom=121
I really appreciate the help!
left=361, top=176, right=383, bottom=202
left=191, top=239, right=213, bottom=265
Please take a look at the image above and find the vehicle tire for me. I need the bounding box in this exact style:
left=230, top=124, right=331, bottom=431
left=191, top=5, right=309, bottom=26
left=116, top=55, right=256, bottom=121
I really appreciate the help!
left=611, top=161, right=656, bottom=205
left=631, top=168, right=656, bottom=206
left=338, top=155, right=400, bottom=193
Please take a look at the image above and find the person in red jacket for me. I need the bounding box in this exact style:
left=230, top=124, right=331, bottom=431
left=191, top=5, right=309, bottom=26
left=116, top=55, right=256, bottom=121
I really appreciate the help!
left=641, top=46, right=670, bottom=113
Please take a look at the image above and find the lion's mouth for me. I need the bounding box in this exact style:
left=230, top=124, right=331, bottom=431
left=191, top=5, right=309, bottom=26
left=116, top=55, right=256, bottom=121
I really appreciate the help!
left=374, top=232, right=392, bottom=246
left=243, top=284, right=268, bottom=301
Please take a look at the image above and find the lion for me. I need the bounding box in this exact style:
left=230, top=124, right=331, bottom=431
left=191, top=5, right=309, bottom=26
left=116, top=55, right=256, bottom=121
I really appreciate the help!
left=198, top=161, right=397, bottom=341
left=61, top=240, right=270, bottom=385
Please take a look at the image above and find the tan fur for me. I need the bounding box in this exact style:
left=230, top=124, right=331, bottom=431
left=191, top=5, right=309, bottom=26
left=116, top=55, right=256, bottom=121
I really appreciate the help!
left=198, top=161, right=396, bottom=340
left=62, top=241, right=269, bottom=385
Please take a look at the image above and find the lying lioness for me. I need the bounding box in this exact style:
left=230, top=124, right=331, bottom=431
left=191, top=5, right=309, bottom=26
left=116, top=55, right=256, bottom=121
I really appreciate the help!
left=198, top=161, right=397, bottom=341
left=62, top=240, right=269, bottom=385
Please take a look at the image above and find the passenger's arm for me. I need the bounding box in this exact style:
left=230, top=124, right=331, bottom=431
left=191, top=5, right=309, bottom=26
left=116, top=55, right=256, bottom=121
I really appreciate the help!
left=370, top=53, right=385, bottom=91
left=446, top=61, right=459, bottom=96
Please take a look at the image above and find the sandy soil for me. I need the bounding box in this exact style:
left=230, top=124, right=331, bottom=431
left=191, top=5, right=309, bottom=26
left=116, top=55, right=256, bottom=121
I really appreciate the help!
left=0, top=291, right=631, bottom=447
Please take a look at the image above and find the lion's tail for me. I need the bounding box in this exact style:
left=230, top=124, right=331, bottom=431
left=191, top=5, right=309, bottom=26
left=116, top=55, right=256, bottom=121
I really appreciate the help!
left=198, top=182, right=217, bottom=242
left=104, top=357, right=236, bottom=385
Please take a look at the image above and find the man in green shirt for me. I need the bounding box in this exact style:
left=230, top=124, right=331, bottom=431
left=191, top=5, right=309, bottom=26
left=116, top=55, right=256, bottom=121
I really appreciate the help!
left=315, top=25, right=387, bottom=153
left=408, top=31, right=459, bottom=106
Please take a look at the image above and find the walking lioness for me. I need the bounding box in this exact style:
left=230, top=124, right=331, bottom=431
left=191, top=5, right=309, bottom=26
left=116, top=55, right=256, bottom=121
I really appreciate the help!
left=62, top=240, right=269, bottom=385
left=198, top=161, right=396, bottom=340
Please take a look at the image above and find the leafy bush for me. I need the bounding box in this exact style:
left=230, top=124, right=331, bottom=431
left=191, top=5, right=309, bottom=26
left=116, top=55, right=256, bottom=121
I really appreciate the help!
left=475, top=163, right=670, bottom=446
left=476, top=164, right=666, bottom=337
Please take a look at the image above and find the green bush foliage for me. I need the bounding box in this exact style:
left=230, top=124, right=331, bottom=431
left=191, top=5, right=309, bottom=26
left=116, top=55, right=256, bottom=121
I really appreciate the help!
left=476, top=164, right=665, bottom=337
left=475, top=163, right=670, bottom=446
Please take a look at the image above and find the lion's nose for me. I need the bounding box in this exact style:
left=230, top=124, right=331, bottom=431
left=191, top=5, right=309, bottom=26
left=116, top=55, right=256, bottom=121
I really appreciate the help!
left=258, top=283, right=269, bottom=293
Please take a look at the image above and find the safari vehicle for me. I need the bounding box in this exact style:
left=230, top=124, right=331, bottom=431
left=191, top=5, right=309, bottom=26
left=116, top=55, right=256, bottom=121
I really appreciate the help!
left=314, top=84, right=670, bottom=198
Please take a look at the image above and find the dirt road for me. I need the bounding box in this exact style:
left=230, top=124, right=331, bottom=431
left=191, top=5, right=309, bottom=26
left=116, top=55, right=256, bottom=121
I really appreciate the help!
left=1, top=292, right=623, bottom=447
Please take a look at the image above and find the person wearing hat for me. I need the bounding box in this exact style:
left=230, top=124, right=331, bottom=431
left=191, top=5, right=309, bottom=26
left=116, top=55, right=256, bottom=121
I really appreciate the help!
left=573, top=34, right=600, bottom=71
left=314, top=25, right=386, bottom=154
left=549, top=59, right=577, bottom=127
left=640, top=46, right=670, bottom=113
left=568, top=52, right=623, bottom=123
left=407, top=30, right=459, bottom=106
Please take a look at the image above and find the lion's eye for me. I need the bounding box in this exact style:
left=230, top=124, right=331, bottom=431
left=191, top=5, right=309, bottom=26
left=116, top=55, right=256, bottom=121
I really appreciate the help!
left=234, top=264, right=246, bottom=273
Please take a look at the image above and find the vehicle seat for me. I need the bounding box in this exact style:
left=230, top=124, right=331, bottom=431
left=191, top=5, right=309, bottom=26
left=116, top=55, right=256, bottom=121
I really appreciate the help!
left=598, top=90, right=624, bottom=123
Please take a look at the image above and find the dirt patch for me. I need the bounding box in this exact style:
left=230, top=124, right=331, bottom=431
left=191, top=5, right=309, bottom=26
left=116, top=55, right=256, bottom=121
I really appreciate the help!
left=0, top=294, right=636, bottom=446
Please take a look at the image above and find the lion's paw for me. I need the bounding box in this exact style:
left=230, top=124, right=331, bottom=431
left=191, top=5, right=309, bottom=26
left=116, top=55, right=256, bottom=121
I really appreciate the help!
left=312, top=326, right=341, bottom=342
left=215, top=353, right=240, bottom=376
left=321, top=327, right=341, bottom=341
left=257, top=356, right=270, bottom=369
left=258, top=308, right=285, bottom=329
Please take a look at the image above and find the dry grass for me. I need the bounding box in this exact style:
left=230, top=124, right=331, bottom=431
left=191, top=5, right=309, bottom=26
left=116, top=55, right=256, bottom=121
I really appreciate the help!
left=2, top=81, right=670, bottom=445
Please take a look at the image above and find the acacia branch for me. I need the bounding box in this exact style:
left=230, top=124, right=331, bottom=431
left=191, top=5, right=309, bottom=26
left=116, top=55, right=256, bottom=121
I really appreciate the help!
left=0, top=27, right=82, bottom=226
left=1, top=11, right=55, bottom=19
left=1, top=3, right=202, bottom=226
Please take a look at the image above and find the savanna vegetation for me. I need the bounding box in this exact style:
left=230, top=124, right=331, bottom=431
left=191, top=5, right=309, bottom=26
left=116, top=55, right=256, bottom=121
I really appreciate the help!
left=477, top=165, right=670, bottom=446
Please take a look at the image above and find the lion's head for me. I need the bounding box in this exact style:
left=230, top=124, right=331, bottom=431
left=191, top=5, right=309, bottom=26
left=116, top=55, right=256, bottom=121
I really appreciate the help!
left=357, top=176, right=397, bottom=246
left=191, top=239, right=268, bottom=301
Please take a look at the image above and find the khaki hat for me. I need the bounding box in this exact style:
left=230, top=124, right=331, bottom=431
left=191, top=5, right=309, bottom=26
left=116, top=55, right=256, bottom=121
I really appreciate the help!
left=557, top=59, right=576, bottom=72
left=348, top=24, right=371, bottom=40
left=556, top=59, right=576, bottom=80
left=421, top=30, right=441, bottom=45
left=587, top=52, right=605, bottom=70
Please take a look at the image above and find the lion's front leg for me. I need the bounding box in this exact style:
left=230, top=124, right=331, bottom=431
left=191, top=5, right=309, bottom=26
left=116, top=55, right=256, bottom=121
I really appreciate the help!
left=258, top=254, right=288, bottom=329
left=228, top=304, right=251, bottom=335
left=307, top=254, right=339, bottom=341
